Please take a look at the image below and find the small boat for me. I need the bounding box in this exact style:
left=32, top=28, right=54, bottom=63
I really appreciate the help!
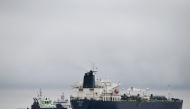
left=31, top=89, right=70, bottom=109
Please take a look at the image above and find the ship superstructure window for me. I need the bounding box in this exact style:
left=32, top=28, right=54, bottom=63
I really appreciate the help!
left=90, top=89, right=94, bottom=91
left=79, top=89, right=83, bottom=91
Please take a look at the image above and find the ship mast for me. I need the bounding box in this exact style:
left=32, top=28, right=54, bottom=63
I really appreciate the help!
left=167, top=84, right=171, bottom=100
left=106, top=75, right=108, bottom=93
left=40, top=88, right=42, bottom=97
left=38, top=88, right=42, bottom=103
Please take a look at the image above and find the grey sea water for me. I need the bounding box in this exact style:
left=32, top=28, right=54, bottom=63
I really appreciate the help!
left=0, top=88, right=189, bottom=109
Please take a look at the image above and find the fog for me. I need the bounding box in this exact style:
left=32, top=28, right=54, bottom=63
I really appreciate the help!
left=0, top=0, right=190, bottom=90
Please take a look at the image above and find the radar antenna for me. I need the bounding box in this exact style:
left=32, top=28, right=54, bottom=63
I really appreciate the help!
left=91, top=62, right=98, bottom=73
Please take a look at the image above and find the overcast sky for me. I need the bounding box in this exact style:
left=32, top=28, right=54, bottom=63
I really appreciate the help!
left=0, top=0, right=190, bottom=90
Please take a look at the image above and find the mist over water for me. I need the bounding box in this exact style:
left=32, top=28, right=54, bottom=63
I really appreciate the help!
left=0, top=88, right=189, bottom=109
left=0, top=1, right=189, bottom=109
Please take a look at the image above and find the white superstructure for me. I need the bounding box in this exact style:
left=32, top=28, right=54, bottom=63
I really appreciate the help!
left=53, top=93, right=71, bottom=109
left=70, top=70, right=121, bottom=101
left=37, top=89, right=56, bottom=108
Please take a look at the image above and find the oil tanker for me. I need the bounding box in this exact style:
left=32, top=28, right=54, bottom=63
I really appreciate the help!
left=70, top=66, right=183, bottom=109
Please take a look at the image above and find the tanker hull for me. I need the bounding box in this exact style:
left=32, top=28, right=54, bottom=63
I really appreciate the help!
left=70, top=99, right=183, bottom=109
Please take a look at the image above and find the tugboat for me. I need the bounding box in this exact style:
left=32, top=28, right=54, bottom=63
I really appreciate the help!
left=31, top=89, right=70, bottom=109
left=70, top=64, right=183, bottom=109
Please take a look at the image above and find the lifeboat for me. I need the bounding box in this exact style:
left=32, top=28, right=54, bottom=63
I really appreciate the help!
left=114, top=89, right=119, bottom=94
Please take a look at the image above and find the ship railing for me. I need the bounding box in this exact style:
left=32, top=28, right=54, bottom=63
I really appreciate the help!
left=101, top=94, right=121, bottom=101
left=126, top=100, right=137, bottom=101
left=70, top=96, right=119, bottom=101
left=70, top=97, right=96, bottom=100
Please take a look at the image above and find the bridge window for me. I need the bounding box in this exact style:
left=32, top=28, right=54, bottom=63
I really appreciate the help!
left=90, top=89, right=94, bottom=91
left=79, top=89, right=83, bottom=91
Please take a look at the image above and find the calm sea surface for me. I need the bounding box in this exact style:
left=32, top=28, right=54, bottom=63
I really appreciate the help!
left=0, top=88, right=189, bottom=109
